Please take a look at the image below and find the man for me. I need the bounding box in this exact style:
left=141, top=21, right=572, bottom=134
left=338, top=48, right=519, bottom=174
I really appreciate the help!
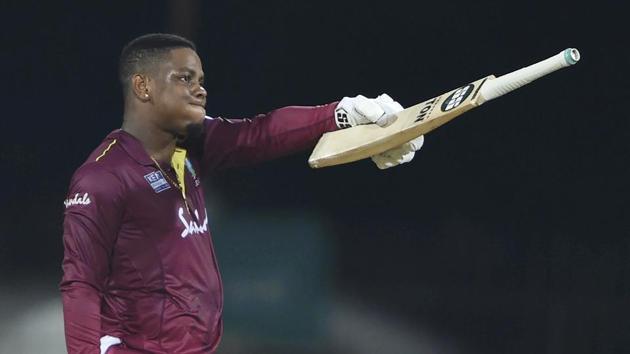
left=60, top=33, right=423, bottom=354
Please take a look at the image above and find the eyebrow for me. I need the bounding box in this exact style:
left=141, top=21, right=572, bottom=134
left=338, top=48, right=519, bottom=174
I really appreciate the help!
left=175, top=68, right=204, bottom=78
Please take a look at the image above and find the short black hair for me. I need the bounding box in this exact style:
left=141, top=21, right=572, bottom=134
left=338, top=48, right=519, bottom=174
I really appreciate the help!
left=118, top=33, right=197, bottom=94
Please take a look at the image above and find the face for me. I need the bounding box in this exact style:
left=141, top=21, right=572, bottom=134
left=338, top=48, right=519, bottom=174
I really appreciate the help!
left=148, top=47, right=207, bottom=139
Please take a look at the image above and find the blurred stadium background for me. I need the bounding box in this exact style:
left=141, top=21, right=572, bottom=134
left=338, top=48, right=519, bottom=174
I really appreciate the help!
left=1, top=0, right=628, bottom=353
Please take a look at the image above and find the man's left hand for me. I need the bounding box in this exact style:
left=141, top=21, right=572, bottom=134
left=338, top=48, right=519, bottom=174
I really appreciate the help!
left=371, top=135, right=424, bottom=169
left=370, top=94, right=424, bottom=169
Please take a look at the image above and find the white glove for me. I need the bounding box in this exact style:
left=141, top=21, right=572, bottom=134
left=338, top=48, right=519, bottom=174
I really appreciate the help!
left=335, top=94, right=398, bottom=129
left=373, top=93, right=404, bottom=116
left=371, top=94, right=424, bottom=169
left=335, top=93, right=425, bottom=169
left=371, top=135, right=424, bottom=169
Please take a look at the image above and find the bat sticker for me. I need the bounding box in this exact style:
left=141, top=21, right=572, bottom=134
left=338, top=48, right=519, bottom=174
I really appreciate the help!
left=441, top=84, right=474, bottom=112
left=415, top=96, right=441, bottom=122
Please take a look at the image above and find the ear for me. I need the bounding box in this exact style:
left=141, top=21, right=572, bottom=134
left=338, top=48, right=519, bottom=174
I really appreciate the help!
left=131, top=74, right=151, bottom=101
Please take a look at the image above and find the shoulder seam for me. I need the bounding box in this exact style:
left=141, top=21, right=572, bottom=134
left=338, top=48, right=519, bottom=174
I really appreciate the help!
left=95, top=139, right=118, bottom=162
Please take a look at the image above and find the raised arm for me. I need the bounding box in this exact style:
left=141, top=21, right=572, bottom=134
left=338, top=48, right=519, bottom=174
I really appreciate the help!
left=197, top=103, right=338, bottom=171
left=195, top=95, right=424, bottom=172
left=60, top=167, right=124, bottom=354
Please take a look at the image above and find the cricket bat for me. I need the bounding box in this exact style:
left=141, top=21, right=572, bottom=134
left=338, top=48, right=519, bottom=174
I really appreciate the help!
left=308, top=48, right=581, bottom=168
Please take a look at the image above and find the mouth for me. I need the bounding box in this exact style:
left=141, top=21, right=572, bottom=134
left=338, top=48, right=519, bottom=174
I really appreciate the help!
left=190, top=101, right=206, bottom=109
left=189, top=102, right=206, bottom=116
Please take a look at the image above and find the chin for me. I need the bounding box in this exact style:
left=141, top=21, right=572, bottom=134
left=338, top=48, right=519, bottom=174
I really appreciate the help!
left=189, top=105, right=206, bottom=120
left=194, top=110, right=206, bottom=122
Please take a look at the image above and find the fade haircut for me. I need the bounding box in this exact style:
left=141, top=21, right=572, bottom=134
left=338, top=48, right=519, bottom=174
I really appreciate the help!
left=118, top=33, right=197, bottom=95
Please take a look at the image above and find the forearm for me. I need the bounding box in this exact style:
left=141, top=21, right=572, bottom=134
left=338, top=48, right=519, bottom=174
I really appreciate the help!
left=61, top=282, right=103, bottom=354
left=233, top=103, right=338, bottom=161
left=201, top=102, right=338, bottom=170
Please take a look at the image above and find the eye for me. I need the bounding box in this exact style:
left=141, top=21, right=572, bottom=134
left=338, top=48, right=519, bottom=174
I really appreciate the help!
left=180, top=74, right=191, bottom=83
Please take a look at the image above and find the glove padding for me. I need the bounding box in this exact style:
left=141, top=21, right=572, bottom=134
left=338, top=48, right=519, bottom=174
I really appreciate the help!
left=371, top=135, right=424, bottom=169
left=370, top=94, right=424, bottom=169
left=335, top=94, right=398, bottom=128
left=335, top=93, right=425, bottom=169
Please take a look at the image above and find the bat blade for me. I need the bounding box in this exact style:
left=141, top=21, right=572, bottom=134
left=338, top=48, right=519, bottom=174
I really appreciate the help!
left=308, top=48, right=580, bottom=169
left=308, top=76, right=493, bottom=168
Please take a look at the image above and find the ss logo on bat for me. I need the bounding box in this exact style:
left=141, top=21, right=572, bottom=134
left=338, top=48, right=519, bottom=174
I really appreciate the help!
left=441, top=84, right=474, bottom=112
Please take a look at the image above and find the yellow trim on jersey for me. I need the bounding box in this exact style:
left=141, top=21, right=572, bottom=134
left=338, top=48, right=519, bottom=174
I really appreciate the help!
left=95, top=139, right=118, bottom=162
left=171, top=147, right=187, bottom=198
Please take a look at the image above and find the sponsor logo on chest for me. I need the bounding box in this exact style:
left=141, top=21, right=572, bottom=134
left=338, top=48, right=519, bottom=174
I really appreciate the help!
left=144, top=171, right=171, bottom=193
left=178, top=207, right=208, bottom=238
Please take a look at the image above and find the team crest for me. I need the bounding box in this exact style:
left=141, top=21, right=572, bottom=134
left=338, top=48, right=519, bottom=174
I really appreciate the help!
left=144, top=171, right=171, bottom=193
left=185, top=158, right=201, bottom=187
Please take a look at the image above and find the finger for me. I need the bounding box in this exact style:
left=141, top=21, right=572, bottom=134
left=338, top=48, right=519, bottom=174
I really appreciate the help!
left=408, top=135, right=424, bottom=151
left=376, top=93, right=404, bottom=113
left=371, top=155, right=395, bottom=169
left=376, top=93, right=394, bottom=103
left=375, top=112, right=397, bottom=127
left=400, top=150, right=415, bottom=164
left=353, top=98, right=385, bottom=123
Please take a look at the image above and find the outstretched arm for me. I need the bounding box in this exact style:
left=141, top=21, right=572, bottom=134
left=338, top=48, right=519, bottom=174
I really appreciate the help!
left=198, top=103, right=338, bottom=171
left=196, top=96, right=422, bottom=171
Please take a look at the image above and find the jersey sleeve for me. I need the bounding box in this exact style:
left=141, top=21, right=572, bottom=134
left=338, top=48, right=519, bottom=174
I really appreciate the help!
left=60, top=166, right=124, bottom=354
left=197, top=102, right=338, bottom=170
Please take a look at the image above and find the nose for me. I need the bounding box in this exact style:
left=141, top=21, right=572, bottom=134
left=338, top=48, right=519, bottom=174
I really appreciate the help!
left=195, top=84, right=207, bottom=99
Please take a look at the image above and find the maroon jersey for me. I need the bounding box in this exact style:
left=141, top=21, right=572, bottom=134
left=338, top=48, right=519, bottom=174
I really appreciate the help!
left=60, top=103, right=337, bottom=354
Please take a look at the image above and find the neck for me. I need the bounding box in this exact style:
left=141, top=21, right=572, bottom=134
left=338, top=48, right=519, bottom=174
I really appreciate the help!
left=122, top=114, right=176, bottom=163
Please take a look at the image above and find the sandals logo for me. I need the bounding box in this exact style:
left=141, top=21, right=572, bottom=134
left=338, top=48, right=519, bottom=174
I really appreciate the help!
left=178, top=207, right=208, bottom=238
left=64, top=193, right=91, bottom=208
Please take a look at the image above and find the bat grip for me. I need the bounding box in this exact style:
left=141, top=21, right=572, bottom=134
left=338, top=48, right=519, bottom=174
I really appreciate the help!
left=478, top=48, right=580, bottom=103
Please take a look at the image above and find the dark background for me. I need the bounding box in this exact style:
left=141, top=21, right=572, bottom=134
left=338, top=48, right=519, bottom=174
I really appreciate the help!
left=1, top=0, right=628, bottom=353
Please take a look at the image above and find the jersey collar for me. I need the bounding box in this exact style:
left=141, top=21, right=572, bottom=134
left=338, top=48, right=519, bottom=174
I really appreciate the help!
left=107, top=129, right=155, bottom=167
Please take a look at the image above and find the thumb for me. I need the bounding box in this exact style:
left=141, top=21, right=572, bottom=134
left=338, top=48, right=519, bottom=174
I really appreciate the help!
left=374, top=112, right=397, bottom=127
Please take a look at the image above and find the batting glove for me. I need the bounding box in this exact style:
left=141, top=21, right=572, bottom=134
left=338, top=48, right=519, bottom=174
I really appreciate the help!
left=371, top=94, right=424, bottom=169
left=371, top=135, right=424, bottom=169
left=334, top=94, right=397, bottom=129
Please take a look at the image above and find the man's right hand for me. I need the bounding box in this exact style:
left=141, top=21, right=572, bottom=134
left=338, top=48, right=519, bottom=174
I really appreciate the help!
left=334, top=94, right=400, bottom=129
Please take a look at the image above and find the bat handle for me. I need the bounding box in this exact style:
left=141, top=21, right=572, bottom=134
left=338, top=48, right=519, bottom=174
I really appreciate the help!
left=478, top=48, right=580, bottom=103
